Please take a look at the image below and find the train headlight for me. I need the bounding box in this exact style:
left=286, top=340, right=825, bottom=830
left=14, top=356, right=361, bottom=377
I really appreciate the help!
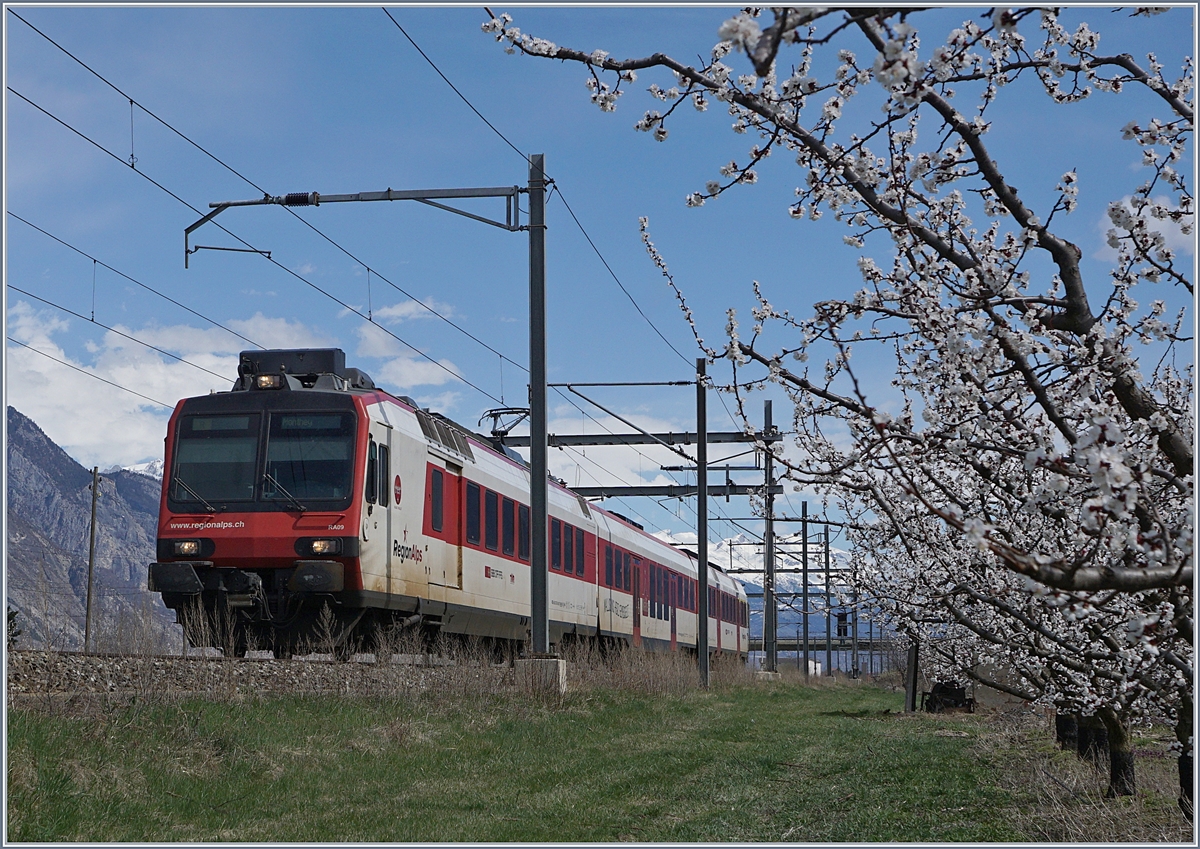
left=255, top=374, right=283, bottom=389
left=173, top=539, right=201, bottom=557
left=310, top=539, right=342, bottom=556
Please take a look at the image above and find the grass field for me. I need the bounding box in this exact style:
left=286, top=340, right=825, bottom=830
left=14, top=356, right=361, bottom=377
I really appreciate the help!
left=6, top=658, right=1192, bottom=842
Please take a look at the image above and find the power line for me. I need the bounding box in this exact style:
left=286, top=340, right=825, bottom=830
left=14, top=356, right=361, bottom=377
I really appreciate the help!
left=9, top=212, right=263, bottom=349
left=8, top=8, right=527, bottom=374
left=381, top=7, right=529, bottom=163
left=8, top=85, right=504, bottom=406
left=7, top=337, right=174, bottom=409
left=378, top=13, right=762, bottom=538
left=8, top=285, right=236, bottom=383
left=14, top=13, right=742, bottom=547
left=13, top=9, right=695, bottom=473
left=550, top=185, right=693, bottom=368
left=12, top=84, right=685, bottom=529
left=381, top=12, right=721, bottom=530
left=381, top=10, right=696, bottom=370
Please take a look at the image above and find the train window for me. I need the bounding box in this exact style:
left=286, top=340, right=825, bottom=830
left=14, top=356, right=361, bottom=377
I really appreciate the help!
left=378, top=444, right=390, bottom=508
left=502, top=498, right=515, bottom=556
left=259, top=412, right=356, bottom=504
left=518, top=504, right=530, bottom=560
left=576, top=529, right=585, bottom=577
left=484, top=490, right=499, bottom=551
left=365, top=438, right=378, bottom=504
left=624, top=553, right=632, bottom=592
left=466, top=481, right=481, bottom=544
left=430, top=469, right=444, bottom=532
left=605, top=546, right=613, bottom=587
left=563, top=525, right=574, bottom=574
left=173, top=413, right=261, bottom=504
left=551, top=519, right=561, bottom=570
left=649, top=564, right=656, bottom=616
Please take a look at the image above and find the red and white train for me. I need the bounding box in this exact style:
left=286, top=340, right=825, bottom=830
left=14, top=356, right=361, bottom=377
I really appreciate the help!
left=149, top=348, right=749, bottom=659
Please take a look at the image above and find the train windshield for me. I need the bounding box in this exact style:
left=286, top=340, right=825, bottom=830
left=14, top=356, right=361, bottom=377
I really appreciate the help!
left=263, top=412, right=356, bottom=501
left=171, top=414, right=261, bottom=504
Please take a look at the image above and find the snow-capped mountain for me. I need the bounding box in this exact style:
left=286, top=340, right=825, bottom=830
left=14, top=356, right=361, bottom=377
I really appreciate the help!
left=103, top=458, right=164, bottom=480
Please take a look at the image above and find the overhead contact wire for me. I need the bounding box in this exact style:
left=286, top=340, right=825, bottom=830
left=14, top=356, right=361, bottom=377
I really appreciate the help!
left=8, top=86, right=503, bottom=406
left=382, top=13, right=706, bottom=502
left=381, top=7, right=529, bottom=164
left=8, top=285, right=236, bottom=383
left=7, top=337, right=174, bottom=408
left=8, top=212, right=262, bottom=349
left=8, top=8, right=525, bottom=374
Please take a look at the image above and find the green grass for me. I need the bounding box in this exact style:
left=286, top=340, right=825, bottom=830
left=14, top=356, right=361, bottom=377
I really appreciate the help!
left=7, top=680, right=1031, bottom=842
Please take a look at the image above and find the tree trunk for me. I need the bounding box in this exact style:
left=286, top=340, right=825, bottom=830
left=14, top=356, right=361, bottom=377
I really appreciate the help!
left=1098, top=706, right=1136, bottom=798
left=1179, top=754, right=1193, bottom=822
left=1055, top=710, right=1078, bottom=750
left=1076, top=713, right=1108, bottom=768
left=1176, top=693, right=1193, bottom=821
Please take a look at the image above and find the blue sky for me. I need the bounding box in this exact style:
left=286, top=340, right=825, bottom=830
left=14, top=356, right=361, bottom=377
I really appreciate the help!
left=4, top=4, right=1194, bottom=545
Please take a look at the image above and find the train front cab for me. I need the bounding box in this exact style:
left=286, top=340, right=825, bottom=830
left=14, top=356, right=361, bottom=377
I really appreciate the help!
left=150, top=382, right=414, bottom=655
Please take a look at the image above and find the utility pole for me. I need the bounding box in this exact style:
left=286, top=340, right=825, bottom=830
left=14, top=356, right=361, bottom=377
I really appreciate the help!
left=85, top=467, right=99, bottom=655
left=868, top=615, right=874, bottom=676
left=802, top=500, right=809, bottom=682
left=528, top=154, right=549, bottom=656
left=763, top=400, right=776, bottom=674
left=696, top=357, right=710, bottom=687
left=188, top=160, right=553, bottom=656
left=824, top=524, right=832, bottom=677
left=851, top=561, right=860, bottom=678
left=905, top=637, right=920, bottom=712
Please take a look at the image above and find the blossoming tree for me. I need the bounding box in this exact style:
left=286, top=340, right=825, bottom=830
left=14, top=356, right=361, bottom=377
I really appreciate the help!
left=485, top=4, right=1192, bottom=812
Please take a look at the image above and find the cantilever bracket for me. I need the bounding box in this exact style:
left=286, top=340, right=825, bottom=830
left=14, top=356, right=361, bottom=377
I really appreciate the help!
left=184, top=203, right=231, bottom=268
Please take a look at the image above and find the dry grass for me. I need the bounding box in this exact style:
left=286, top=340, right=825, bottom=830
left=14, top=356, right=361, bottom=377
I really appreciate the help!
left=973, top=707, right=1193, bottom=843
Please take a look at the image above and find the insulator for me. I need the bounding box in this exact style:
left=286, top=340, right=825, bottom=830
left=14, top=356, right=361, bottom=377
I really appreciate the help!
left=284, top=192, right=312, bottom=206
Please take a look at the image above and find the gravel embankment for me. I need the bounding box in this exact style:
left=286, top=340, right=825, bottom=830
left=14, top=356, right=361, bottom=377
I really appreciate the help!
left=6, top=650, right=507, bottom=706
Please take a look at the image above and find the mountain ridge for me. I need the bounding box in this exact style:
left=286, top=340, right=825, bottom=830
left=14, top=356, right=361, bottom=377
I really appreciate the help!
left=6, top=406, right=176, bottom=650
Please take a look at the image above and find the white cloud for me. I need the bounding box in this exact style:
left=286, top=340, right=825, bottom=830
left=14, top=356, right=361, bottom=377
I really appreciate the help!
left=411, top=390, right=463, bottom=412
left=352, top=322, right=463, bottom=391
left=4, top=302, right=336, bottom=469
left=353, top=321, right=406, bottom=359
left=373, top=298, right=455, bottom=325
left=373, top=355, right=461, bottom=391
left=228, top=313, right=338, bottom=350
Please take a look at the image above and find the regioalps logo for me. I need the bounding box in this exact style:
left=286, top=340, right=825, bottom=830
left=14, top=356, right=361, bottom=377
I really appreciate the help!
left=392, top=540, right=424, bottom=564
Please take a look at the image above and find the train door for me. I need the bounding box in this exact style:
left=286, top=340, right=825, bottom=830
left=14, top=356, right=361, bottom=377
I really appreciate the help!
left=361, top=419, right=392, bottom=594
left=632, top=556, right=641, bottom=647
left=669, top=573, right=677, bottom=650
left=599, top=542, right=612, bottom=634
left=430, top=461, right=464, bottom=590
